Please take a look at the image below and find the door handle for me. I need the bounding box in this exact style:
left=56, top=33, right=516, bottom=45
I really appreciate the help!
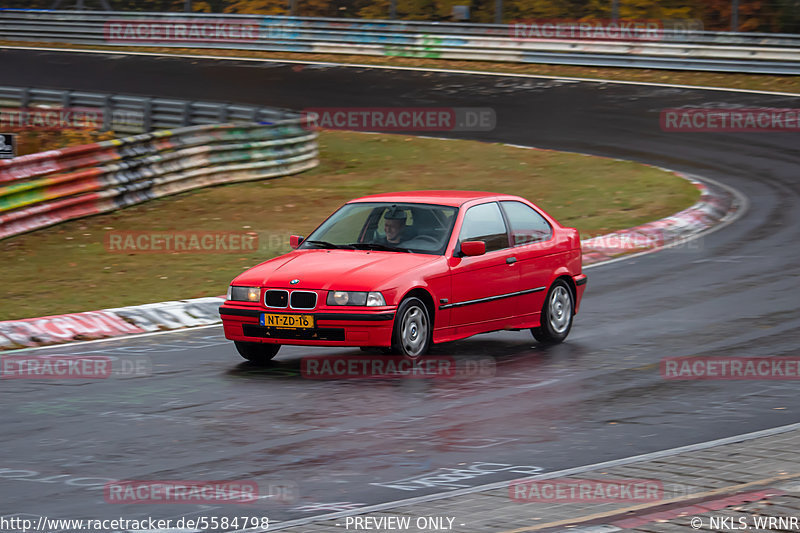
left=506, top=256, right=517, bottom=265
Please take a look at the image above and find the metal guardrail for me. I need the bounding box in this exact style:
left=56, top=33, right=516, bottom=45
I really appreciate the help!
left=1, top=10, right=800, bottom=74
left=0, top=85, right=294, bottom=135
left=0, top=119, right=319, bottom=240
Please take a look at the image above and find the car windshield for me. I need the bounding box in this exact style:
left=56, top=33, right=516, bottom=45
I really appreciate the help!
left=299, top=202, right=459, bottom=255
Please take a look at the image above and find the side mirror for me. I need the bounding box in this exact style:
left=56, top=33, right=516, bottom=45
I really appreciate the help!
left=460, top=240, right=486, bottom=257
left=289, top=235, right=304, bottom=249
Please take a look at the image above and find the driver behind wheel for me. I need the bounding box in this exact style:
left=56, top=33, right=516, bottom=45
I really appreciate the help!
left=381, top=207, right=410, bottom=245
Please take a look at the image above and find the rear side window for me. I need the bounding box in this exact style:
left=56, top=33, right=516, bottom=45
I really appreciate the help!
left=459, top=202, right=509, bottom=252
left=501, top=201, right=552, bottom=245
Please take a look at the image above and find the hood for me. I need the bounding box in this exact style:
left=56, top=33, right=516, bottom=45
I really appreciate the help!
left=232, top=249, right=441, bottom=290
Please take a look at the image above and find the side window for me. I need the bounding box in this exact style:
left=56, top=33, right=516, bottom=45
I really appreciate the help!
left=459, top=202, right=509, bottom=253
left=501, top=201, right=553, bottom=246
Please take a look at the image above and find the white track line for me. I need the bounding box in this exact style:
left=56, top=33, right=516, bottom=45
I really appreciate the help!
left=3, top=44, right=800, bottom=97
left=265, top=422, right=800, bottom=531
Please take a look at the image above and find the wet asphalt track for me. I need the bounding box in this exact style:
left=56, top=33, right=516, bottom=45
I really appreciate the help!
left=1, top=48, right=799, bottom=527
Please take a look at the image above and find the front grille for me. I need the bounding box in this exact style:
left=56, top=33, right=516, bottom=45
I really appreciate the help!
left=265, top=290, right=288, bottom=308
left=290, top=291, right=317, bottom=309
left=242, top=324, right=345, bottom=341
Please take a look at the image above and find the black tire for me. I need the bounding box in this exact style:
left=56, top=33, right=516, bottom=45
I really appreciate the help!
left=532, top=279, right=574, bottom=344
left=234, top=341, right=281, bottom=364
left=391, top=297, right=431, bottom=359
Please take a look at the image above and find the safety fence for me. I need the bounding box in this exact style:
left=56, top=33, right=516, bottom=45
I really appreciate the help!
left=1, top=10, right=800, bottom=73
left=0, top=119, right=318, bottom=240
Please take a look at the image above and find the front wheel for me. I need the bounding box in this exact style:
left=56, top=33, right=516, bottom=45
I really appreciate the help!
left=532, top=279, right=574, bottom=344
left=391, top=297, right=431, bottom=359
left=234, top=341, right=281, bottom=364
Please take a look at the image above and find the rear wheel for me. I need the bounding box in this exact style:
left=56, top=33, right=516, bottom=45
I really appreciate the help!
left=234, top=341, right=281, bottom=364
left=532, top=279, right=574, bottom=344
left=391, top=297, right=431, bottom=359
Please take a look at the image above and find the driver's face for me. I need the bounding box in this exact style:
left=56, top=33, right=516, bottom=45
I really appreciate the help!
left=384, top=218, right=404, bottom=242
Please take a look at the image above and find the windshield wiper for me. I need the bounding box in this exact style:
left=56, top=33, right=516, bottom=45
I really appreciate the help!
left=302, top=240, right=354, bottom=249
left=348, top=243, right=412, bottom=253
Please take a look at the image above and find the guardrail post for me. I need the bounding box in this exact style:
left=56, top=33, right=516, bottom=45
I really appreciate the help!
left=19, top=87, right=30, bottom=108
left=102, top=94, right=112, bottom=132
left=218, top=105, right=229, bottom=123
left=183, top=102, right=192, bottom=127
left=142, top=99, right=152, bottom=133
left=61, top=90, right=71, bottom=109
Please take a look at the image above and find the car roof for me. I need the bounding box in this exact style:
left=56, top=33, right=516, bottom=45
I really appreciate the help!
left=349, top=191, right=522, bottom=207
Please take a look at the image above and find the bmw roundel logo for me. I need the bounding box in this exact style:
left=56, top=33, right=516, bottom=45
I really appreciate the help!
left=290, top=279, right=300, bottom=285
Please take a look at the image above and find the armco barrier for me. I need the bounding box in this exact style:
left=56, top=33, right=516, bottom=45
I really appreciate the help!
left=0, top=119, right=318, bottom=240
left=0, top=85, right=292, bottom=135
left=1, top=11, right=800, bottom=74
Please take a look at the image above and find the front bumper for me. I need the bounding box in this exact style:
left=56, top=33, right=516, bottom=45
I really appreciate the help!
left=573, top=273, right=588, bottom=313
left=219, top=304, right=396, bottom=347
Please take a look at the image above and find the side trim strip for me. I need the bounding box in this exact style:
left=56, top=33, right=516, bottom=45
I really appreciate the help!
left=575, top=276, right=588, bottom=286
left=315, top=313, right=395, bottom=322
left=219, top=307, right=394, bottom=322
left=439, top=286, right=546, bottom=310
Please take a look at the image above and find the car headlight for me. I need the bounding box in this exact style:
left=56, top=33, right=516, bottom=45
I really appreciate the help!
left=327, top=291, right=386, bottom=307
left=228, top=286, right=261, bottom=302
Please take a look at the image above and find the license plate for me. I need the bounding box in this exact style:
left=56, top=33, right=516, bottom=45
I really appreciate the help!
left=260, top=313, right=314, bottom=329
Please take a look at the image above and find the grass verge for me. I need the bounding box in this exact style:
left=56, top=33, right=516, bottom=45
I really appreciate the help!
left=0, top=130, right=699, bottom=321
left=2, top=40, right=799, bottom=94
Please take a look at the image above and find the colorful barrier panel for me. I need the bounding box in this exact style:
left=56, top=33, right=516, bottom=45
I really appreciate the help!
left=0, top=121, right=318, bottom=240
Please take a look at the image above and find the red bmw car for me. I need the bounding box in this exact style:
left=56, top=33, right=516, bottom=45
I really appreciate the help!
left=220, top=191, right=587, bottom=363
